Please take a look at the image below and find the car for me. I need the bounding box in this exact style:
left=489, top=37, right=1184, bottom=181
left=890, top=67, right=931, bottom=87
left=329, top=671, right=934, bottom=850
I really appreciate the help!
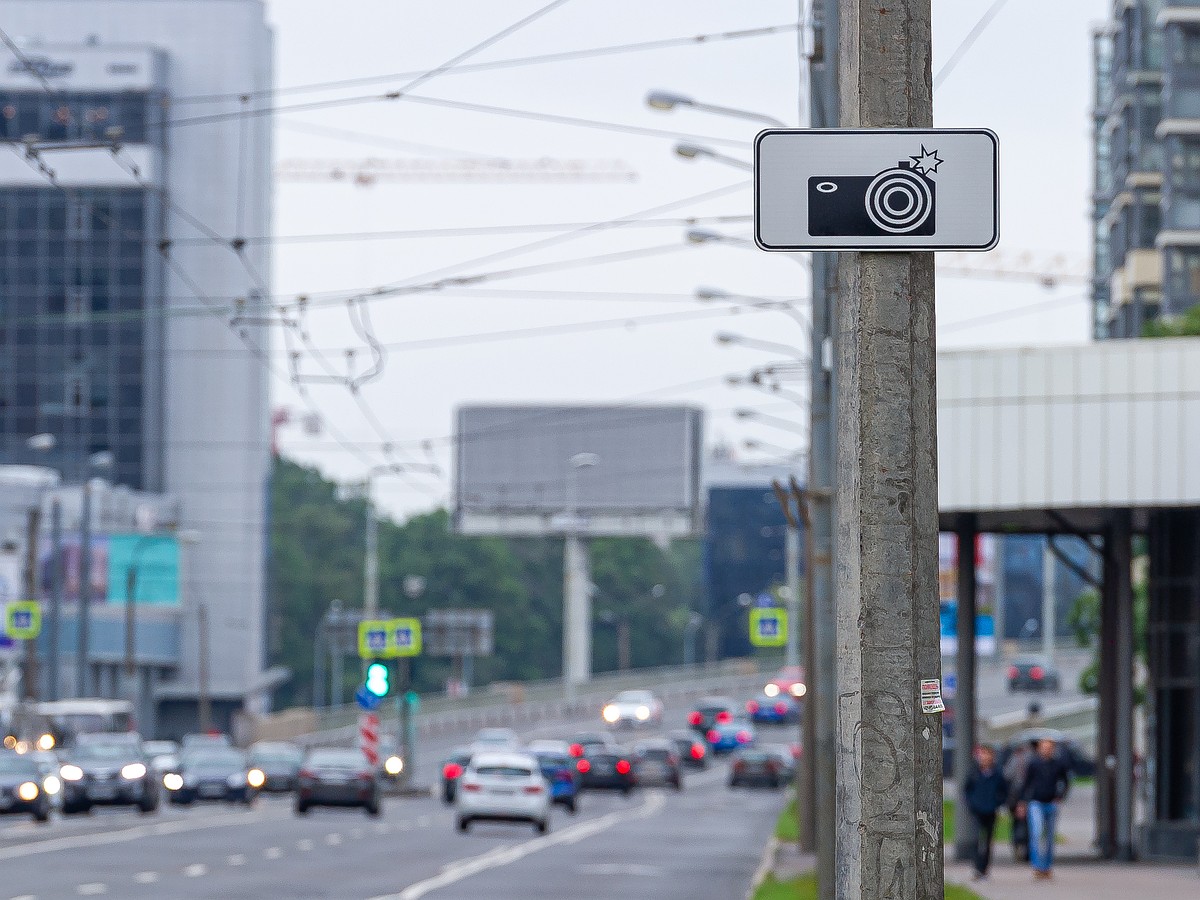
left=0, top=752, right=52, bottom=822
left=455, top=751, right=551, bottom=834
left=470, top=728, right=520, bottom=751
left=165, top=747, right=261, bottom=806
left=181, top=732, right=233, bottom=750
left=526, top=739, right=572, bottom=756
left=666, top=730, right=709, bottom=769
left=765, top=666, right=808, bottom=700
left=998, top=728, right=1096, bottom=778
left=143, top=740, right=180, bottom=780
left=575, top=746, right=636, bottom=795
left=377, top=735, right=405, bottom=785
left=27, top=750, right=64, bottom=810
left=705, top=717, right=756, bottom=754
left=729, top=746, right=791, bottom=788
left=687, top=697, right=737, bottom=734
left=746, top=692, right=801, bottom=725
left=600, top=689, right=663, bottom=727
left=59, top=735, right=159, bottom=815
left=1007, top=657, right=1062, bottom=692
left=295, top=747, right=382, bottom=817
left=440, top=747, right=474, bottom=804
left=567, top=731, right=617, bottom=758
left=530, top=748, right=581, bottom=813
left=632, top=739, right=682, bottom=790
left=248, top=741, right=304, bottom=793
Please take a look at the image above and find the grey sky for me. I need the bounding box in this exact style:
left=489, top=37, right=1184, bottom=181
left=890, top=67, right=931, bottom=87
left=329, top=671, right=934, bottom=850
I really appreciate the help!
left=258, top=0, right=1106, bottom=517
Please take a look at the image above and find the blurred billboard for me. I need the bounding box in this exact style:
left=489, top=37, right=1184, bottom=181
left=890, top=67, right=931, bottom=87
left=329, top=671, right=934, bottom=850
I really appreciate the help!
left=454, top=405, right=703, bottom=538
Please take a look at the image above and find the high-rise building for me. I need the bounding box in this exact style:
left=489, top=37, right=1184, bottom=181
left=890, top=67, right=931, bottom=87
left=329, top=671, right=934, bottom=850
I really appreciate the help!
left=0, top=1, right=275, bottom=734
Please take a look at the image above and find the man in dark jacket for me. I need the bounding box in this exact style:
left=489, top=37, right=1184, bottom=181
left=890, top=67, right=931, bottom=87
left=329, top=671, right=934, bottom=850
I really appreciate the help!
left=963, top=743, right=1009, bottom=880
left=1018, top=738, right=1071, bottom=879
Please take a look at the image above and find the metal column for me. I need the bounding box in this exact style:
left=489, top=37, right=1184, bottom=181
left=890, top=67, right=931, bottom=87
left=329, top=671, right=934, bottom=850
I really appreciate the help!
left=1096, top=523, right=1118, bottom=858
left=953, top=515, right=978, bottom=862
left=1112, top=510, right=1135, bottom=860
left=562, top=534, right=591, bottom=701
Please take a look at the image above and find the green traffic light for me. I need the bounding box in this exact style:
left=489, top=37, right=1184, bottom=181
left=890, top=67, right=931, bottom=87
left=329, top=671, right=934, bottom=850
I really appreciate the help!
left=365, top=662, right=390, bottom=698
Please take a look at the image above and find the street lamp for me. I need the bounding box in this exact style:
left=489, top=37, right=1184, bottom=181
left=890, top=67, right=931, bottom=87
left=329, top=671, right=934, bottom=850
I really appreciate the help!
left=645, top=90, right=787, bottom=127
left=356, top=462, right=440, bottom=619
left=563, top=453, right=599, bottom=702
left=717, top=331, right=809, bottom=358
left=673, top=142, right=753, bottom=171
left=735, top=408, right=809, bottom=433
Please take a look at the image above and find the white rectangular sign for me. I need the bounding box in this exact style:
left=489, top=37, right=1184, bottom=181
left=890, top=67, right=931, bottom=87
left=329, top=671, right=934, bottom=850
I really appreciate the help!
left=754, top=128, right=999, bottom=252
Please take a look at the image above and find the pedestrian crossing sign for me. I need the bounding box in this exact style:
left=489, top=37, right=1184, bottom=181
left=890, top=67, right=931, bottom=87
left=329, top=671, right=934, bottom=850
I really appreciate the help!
left=4, top=601, right=41, bottom=640
left=388, top=618, right=422, bottom=658
left=358, top=620, right=389, bottom=658
left=750, top=608, right=787, bottom=648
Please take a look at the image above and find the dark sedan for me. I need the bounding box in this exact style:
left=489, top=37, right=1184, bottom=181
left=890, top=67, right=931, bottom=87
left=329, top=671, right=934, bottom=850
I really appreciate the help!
left=440, top=747, right=473, bottom=804
left=567, top=731, right=617, bottom=759
left=1007, top=657, right=1061, bottom=692
left=632, top=739, right=682, bottom=790
left=165, top=748, right=261, bottom=805
left=729, top=746, right=790, bottom=788
left=687, top=696, right=737, bottom=734
left=576, top=747, right=636, bottom=795
left=667, top=730, right=708, bottom=769
left=60, top=737, right=159, bottom=814
left=296, top=748, right=382, bottom=817
left=248, top=741, right=304, bottom=793
left=0, top=753, right=51, bottom=822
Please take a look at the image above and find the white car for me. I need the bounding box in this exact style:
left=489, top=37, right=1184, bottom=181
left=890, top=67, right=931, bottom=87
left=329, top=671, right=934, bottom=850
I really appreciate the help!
left=601, top=690, right=663, bottom=727
left=455, top=752, right=551, bottom=834
left=470, top=728, right=520, bottom=751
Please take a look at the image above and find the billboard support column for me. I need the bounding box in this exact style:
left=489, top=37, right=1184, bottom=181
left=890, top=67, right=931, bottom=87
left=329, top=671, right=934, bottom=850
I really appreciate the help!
left=22, top=506, right=41, bottom=700
left=562, top=534, right=591, bottom=703
left=47, top=498, right=63, bottom=701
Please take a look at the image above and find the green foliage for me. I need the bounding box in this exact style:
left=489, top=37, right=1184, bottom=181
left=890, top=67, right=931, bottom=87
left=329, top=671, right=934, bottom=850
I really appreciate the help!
left=268, top=458, right=703, bottom=708
left=943, top=799, right=1011, bottom=844
left=753, top=873, right=981, bottom=900
left=1144, top=305, right=1200, bottom=337
left=1065, top=578, right=1149, bottom=698
left=775, top=799, right=799, bottom=843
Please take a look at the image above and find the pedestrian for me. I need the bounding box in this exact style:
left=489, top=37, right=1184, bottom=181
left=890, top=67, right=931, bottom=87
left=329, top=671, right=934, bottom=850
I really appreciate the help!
left=963, top=743, right=1009, bottom=881
left=1003, top=741, right=1034, bottom=862
left=1018, top=737, right=1071, bottom=880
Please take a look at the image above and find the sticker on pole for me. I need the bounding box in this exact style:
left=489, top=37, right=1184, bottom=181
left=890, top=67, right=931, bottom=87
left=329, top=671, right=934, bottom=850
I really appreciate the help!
left=749, top=608, right=787, bottom=648
left=920, top=678, right=946, bottom=714
left=754, top=128, right=998, bottom=251
left=4, top=601, right=41, bottom=640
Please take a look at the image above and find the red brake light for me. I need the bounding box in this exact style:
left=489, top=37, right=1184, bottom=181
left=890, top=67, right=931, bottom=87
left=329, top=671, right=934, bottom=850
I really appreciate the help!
left=688, top=711, right=702, bottom=726
left=576, top=759, right=591, bottom=774
left=715, top=711, right=732, bottom=725
left=774, top=703, right=787, bottom=715
left=615, top=759, right=631, bottom=775
left=733, top=760, right=745, bottom=771
left=1030, top=666, right=1044, bottom=680
left=736, top=730, right=751, bottom=744
left=442, top=763, right=463, bottom=780
left=766, top=760, right=780, bottom=773
left=569, top=743, right=584, bottom=757
left=523, top=784, right=543, bottom=794
left=706, top=729, right=720, bottom=743
left=690, top=744, right=704, bottom=760
left=1007, top=665, right=1019, bottom=680
left=462, top=782, right=481, bottom=792
left=746, top=701, right=759, bottom=713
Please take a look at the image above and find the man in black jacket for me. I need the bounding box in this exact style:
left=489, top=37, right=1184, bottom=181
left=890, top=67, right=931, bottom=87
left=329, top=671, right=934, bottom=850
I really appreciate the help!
left=963, top=743, right=1009, bottom=880
left=1018, top=738, right=1071, bottom=879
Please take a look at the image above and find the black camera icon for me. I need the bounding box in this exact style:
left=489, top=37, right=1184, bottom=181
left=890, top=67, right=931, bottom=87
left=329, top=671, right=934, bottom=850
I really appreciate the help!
left=808, top=160, right=935, bottom=237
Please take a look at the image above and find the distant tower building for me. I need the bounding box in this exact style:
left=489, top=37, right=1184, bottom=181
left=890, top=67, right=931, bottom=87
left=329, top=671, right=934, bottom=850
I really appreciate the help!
left=0, top=1, right=275, bottom=732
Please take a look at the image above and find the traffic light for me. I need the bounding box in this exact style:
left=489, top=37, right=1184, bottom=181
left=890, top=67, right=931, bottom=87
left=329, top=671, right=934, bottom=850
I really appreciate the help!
left=365, top=661, right=390, bottom=698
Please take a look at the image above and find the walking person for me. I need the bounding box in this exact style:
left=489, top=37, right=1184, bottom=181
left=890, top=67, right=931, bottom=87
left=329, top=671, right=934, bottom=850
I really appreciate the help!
left=1018, top=738, right=1072, bottom=880
left=963, top=743, right=1009, bottom=881
left=1004, top=741, right=1034, bottom=862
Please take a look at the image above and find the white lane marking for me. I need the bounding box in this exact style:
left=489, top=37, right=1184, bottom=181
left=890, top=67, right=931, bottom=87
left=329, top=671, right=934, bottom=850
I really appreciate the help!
left=325, top=832, right=343, bottom=846
left=297, top=839, right=314, bottom=851
left=576, top=863, right=663, bottom=877
left=11, top=894, right=38, bottom=900
left=351, top=827, right=364, bottom=839
left=416, top=815, right=430, bottom=827
left=396, top=822, right=412, bottom=831
left=264, top=846, right=283, bottom=860
left=183, top=864, right=207, bottom=878
left=75, top=886, right=107, bottom=897
left=133, top=872, right=159, bottom=884
left=227, top=854, right=247, bottom=866
left=373, top=823, right=391, bottom=835
left=370, top=791, right=666, bottom=900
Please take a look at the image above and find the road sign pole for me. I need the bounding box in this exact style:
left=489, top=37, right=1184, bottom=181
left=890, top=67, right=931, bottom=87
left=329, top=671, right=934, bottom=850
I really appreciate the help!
left=22, top=505, right=41, bottom=700
left=834, top=3, right=943, bottom=899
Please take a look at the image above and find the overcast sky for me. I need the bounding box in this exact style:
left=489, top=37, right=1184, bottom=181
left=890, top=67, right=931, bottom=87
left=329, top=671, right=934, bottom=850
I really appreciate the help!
left=258, top=0, right=1108, bottom=518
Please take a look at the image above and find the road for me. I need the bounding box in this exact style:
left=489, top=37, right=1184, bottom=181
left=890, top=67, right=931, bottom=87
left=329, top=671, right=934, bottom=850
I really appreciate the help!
left=0, top=688, right=788, bottom=899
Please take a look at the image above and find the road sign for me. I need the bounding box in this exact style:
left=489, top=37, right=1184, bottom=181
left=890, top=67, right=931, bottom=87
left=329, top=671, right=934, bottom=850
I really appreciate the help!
left=355, top=685, right=382, bottom=711
left=4, top=601, right=41, bottom=640
left=365, top=662, right=390, bottom=698
left=359, top=711, right=380, bottom=766
left=389, top=618, right=422, bottom=658
left=357, top=620, right=389, bottom=659
left=750, top=608, right=787, bottom=648
left=754, top=128, right=999, bottom=252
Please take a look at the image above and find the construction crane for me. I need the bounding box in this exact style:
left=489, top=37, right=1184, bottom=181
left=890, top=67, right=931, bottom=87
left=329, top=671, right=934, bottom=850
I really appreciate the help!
left=275, top=157, right=639, bottom=186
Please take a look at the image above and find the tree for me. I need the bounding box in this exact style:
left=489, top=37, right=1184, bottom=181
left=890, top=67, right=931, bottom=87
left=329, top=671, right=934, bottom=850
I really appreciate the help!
left=1144, top=305, right=1200, bottom=337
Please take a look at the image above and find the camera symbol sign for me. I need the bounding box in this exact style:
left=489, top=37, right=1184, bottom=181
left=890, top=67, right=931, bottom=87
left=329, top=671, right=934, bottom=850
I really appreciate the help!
left=754, top=129, right=998, bottom=252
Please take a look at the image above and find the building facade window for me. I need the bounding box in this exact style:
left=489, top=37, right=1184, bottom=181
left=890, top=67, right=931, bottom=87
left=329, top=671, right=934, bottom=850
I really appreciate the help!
left=1166, top=245, right=1200, bottom=310
left=0, top=92, right=151, bottom=143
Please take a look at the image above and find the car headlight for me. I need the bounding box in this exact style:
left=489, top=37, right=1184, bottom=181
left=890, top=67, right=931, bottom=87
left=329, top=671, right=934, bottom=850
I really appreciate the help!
left=121, top=763, right=147, bottom=781
left=602, top=705, right=620, bottom=723
left=42, top=775, right=61, bottom=796
left=60, top=765, right=84, bottom=782
left=764, top=683, right=781, bottom=698
left=246, top=768, right=266, bottom=788
left=790, top=683, right=806, bottom=697
left=163, top=773, right=184, bottom=791
left=384, top=756, right=403, bottom=776
left=635, top=705, right=650, bottom=721
left=36, top=733, right=55, bottom=751
left=18, top=781, right=39, bottom=802
left=14, top=741, right=29, bottom=754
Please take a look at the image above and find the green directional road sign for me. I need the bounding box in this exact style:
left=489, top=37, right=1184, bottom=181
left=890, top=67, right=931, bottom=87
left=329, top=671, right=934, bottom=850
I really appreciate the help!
left=388, top=618, right=421, bottom=657
left=358, top=620, right=390, bottom=659
left=749, top=608, right=787, bottom=648
left=4, top=601, right=41, bottom=640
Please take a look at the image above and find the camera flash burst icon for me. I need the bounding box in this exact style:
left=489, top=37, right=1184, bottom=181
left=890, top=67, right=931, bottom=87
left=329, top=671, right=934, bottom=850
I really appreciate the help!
left=909, top=146, right=943, bottom=176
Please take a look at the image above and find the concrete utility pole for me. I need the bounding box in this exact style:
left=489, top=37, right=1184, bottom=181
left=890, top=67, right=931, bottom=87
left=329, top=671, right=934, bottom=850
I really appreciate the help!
left=562, top=452, right=598, bottom=702
left=76, top=479, right=93, bottom=698
left=834, top=3, right=943, bottom=899
left=22, top=506, right=41, bottom=700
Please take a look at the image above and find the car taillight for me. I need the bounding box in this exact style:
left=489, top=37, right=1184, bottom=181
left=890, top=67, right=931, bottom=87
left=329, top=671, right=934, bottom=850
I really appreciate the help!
left=576, top=759, right=591, bottom=774
left=715, top=711, right=732, bottom=725
left=615, top=760, right=631, bottom=775
left=667, top=753, right=679, bottom=766
left=774, top=703, right=788, bottom=715
left=688, top=712, right=702, bottom=726
left=746, top=701, right=760, bottom=713
left=766, top=760, right=780, bottom=773
left=1007, top=665, right=1019, bottom=680
left=706, top=729, right=720, bottom=743
left=736, top=730, right=752, bottom=744
left=733, top=760, right=746, bottom=771
left=569, top=743, right=584, bottom=757
left=523, top=784, right=544, bottom=794
left=690, top=744, right=704, bottom=760
left=462, top=782, right=482, bottom=792
left=357, top=770, right=374, bottom=781
left=442, top=763, right=463, bottom=780
left=554, top=770, right=572, bottom=783
left=298, top=768, right=315, bottom=780
left=1030, top=666, right=1044, bottom=680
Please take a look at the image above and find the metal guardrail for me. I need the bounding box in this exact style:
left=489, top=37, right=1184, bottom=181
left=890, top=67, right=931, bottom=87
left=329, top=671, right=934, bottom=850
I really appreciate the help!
left=294, top=657, right=781, bottom=748
left=984, top=696, right=1099, bottom=749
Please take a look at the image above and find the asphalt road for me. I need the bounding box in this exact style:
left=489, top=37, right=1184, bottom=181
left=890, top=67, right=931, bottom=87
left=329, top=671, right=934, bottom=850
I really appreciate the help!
left=0, top=688, right=789, bottom=900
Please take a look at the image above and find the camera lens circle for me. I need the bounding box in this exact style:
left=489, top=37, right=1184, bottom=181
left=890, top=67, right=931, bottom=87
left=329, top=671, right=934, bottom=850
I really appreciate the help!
left=865, top=167, right=932, bottom=234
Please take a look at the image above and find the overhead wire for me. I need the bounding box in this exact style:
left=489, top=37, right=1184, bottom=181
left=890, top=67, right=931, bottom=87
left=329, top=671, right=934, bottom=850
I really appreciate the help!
left=934, top=0, right=1013, bottom=89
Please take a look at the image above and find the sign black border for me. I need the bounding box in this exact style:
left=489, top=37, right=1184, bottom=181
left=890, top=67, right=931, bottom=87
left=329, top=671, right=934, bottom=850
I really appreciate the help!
left=753, top=127, right=1000, bottom=252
